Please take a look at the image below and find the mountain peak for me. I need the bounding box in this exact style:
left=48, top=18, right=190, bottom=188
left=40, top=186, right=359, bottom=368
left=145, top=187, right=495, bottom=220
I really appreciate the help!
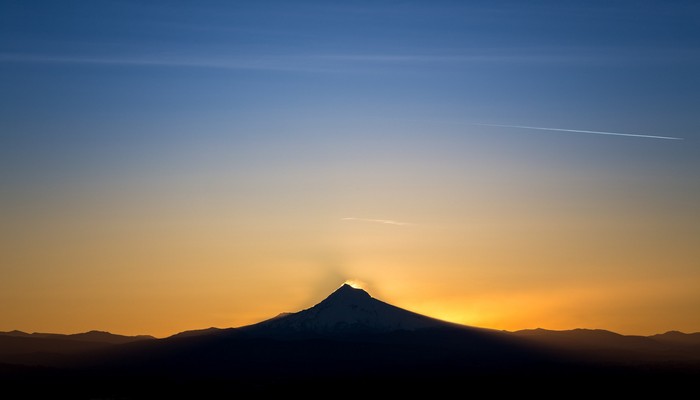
left=246, top=282, right=448, bottom=336
left=340, top=282, right=361, bottom=291
left=323, top=283, right=372, bottom=303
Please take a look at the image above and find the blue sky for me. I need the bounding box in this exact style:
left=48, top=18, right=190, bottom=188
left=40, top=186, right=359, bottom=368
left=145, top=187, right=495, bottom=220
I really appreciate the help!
left=1, top=1, right=699, bottom=335
left=2, top=1, right=698, bottom=185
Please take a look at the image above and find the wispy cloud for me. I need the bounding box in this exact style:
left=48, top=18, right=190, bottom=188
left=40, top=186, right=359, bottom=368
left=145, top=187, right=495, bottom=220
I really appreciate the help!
left=342, top=217, right=412, bottom=226
left=0, top=52, right=559, bottom=77
left=0, top=52, right=490, bottom=73
left=470, top=123, right=683, bottom=141
left=0, top=53, right=343, bottom=73
left=4, top=45, right=692, bottom=74
left=0, top=52, right=542, bottom=71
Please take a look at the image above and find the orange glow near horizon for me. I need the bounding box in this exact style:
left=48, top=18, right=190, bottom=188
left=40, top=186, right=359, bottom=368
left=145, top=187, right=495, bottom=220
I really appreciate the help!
left=2, top=242, right=698, bottom=338
left=2, top=182, right=700, bottom=338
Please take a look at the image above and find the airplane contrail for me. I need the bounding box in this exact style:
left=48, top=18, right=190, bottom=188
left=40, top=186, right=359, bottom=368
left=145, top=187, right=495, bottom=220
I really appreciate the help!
left=470, top=123, right=682, bottom=141
left=342, top=217, right=411, bottom=226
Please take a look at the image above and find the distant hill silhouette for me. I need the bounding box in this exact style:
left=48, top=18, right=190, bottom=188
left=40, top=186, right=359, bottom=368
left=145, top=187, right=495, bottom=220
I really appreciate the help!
left=0, top=330, right=154, bottom=366
left=1, top=284, right=698, bottom=396
left=649, top=330, right=700, bottom=346
left=168, top=327, right=223, bottom=339
left=513, top=327, right=700, bottom=364
left=0, top=330, right=154, bottom=344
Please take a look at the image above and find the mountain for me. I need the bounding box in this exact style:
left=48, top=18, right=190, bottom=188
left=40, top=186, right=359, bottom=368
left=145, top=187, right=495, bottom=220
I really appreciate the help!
left=168, top=327, right=225, bottom=339
left=1, top=284, right=699, bottom=396
left=513, top=328, right=656, bottom=350
left=0, top=330, right=154, bottom=344
left=0, top=330, right=155, bottom=366
left=0, top=330, right=31, bottom=338
left=649, top=331, right=700, bottom=346
left=513, top=328, right=700, bottom=363
left=243, top=283, right=452, bottom=336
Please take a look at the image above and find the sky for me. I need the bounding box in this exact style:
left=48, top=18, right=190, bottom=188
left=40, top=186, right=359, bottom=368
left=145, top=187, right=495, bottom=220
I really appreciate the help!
left=1, top=0, right=699, bottom=337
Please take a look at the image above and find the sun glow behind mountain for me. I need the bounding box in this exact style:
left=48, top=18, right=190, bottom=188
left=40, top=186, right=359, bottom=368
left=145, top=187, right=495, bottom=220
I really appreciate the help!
left=343, top=280, right=367, bottom=290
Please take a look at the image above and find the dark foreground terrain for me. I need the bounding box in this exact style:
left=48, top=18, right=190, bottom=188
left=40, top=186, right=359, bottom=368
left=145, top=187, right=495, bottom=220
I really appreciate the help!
left=2, top=285, right=698, bottom=397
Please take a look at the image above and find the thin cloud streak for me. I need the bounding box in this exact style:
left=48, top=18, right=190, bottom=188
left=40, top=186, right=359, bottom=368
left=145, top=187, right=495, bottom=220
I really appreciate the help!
left=471, top=123, right=683, bottom=141
left=0, top=53, right=341, bottom=73
left=342, top=217, right=412, bottom=226
left=5, top=46, right=688, bottom=74
left=0, top=52, right=551, bottom=72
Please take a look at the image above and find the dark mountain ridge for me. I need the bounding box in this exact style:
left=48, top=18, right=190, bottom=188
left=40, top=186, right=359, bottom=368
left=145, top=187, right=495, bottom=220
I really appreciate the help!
left=1, top=284, right=698, bottom=395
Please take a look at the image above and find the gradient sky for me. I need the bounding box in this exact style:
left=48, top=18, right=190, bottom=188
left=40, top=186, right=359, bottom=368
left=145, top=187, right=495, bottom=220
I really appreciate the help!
left=2, top=1, right=699, bottom=337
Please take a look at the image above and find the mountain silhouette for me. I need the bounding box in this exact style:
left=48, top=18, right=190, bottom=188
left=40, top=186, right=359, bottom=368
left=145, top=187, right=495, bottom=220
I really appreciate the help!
left=243, top=283, right=451, bottom=336
left=649, top=330, right=700, bottom=346
left=0, top=330, right=154, bottom=366
left=1, top=284, right=699, bottom=396
left=0, top=330, right=154, bottom=344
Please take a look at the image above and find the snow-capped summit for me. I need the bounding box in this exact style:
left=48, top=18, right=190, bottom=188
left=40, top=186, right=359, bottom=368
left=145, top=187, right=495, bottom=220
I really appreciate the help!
left=246, top=283, right=448, bottom=336
left=317, top=283, right=372, bottom=306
